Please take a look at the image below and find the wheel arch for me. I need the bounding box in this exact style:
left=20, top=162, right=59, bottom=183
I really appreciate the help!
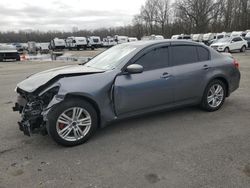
left=207, top=76, right=229, bottom=97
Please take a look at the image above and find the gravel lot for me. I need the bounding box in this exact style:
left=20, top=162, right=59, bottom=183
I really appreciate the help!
left=0, top=49, right=250, bottom=188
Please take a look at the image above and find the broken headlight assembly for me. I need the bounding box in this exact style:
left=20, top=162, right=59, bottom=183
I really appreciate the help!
left=16, top=86, right=60, bottom=136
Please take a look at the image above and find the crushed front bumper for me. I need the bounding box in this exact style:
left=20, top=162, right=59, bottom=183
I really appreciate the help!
left=13, top=94, right=46, bottom=136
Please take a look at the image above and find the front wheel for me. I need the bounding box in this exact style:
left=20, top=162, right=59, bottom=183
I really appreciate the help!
left=201, top=80, right=226, bottom=112
left=47, top=99, right=98, bottom=146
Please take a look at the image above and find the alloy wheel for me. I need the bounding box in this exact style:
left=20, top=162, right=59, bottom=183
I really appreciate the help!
left=56, top=107, right=92, bottom=142
left=207, top=84, right=224, bottom=108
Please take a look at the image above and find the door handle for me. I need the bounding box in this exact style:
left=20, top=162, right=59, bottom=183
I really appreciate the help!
left=203, top=65, right=210, bottom=70
left=161, top=72, right=171, bottom=79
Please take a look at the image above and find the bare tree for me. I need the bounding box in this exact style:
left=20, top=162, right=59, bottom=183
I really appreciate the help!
left=175, top=0, right=222, bottom=33
left=155, top=0, right=171, bottom=34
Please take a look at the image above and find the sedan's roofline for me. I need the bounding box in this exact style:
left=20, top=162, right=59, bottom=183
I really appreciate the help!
left=127, top=39, right=204, bottom=48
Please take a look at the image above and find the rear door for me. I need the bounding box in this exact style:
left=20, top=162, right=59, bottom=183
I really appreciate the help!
left=231, top=37, right=242, bottom=50
left=114, top=45, right=174, bottom=115
left=170, top=45, right=211, bottom=103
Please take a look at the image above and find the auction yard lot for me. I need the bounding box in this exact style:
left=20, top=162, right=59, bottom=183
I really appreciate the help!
left=0, top=49, right=250, bottom=187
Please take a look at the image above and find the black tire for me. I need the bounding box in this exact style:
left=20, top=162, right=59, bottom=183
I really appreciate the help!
left=200, top=79, right=226, bottom=112
left=47, top=99, right=98, bottom=146
left=224, top=47, right=230, bottom=53
left=240, top=45, right=246, bottom=52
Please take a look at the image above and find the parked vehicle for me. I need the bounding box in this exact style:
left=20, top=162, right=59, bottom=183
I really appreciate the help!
left=65, top=37, right=88, bottom=50
left=141, top=35, right=164, bottom=40
left=27, top=41, right=38, bottom=54
left=102, top=37, right=117, bottom=47
left=192, top=34, right=204, bottom=42
left=13, top=40, right=240, bottom=146
left=210, top=36, right=247, bottom=52
left=171, top=34, right=191, bottom=40
left=231, top=31, right=244, bottom=37
left=114, top=35, right=129, bottom=44
left=0, top=45, right=20, bottom=62
left=203, top=33, right=216, bottom=45
left=12, top=43, right=25, bottom=52
left=37, top=43, right=50, bottom=54
left=245, top=32, right=250, bottom=38
left=215, top=32, right=229, bottom=40
left=244, top=37, right=250, bottom=48
left=128, top=37, right=138, bottom=42
left=87, top=36, right=102, bottom=48
left=49, top=38, right=66, bottom=51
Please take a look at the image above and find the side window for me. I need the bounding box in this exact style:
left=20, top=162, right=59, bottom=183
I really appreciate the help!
left=171, top=45, right=198, bottom=66
left=197, top=46, right=210, bottom=61
left=233, top=37, right=242, bottom=42
left=135, top=47, right=168, bottom=71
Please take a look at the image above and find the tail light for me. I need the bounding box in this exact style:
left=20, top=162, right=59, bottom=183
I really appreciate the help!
left=233, top=59, right=239, bottom=68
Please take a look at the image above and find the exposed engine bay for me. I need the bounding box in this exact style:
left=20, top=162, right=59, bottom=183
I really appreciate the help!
left=13, top=86, right=59, bottom=136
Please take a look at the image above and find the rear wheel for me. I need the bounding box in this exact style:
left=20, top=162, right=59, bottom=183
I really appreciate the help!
left=240, top=45, right=246, bottom=52
left=47, top=99, right=98, bottom=146
left=201, top=79, right=226, bottom=111
left=224, top=47, right=230, bottom=53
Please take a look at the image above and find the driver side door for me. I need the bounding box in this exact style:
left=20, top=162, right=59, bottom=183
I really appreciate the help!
left=113, top=45, right=174, bottom=116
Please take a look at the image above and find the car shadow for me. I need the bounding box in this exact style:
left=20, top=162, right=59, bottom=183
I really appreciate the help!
left=92, top=105, right=204, bottom=141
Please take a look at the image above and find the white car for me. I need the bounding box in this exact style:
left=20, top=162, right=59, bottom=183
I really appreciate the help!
left=210, top=37, right=247, bottom=52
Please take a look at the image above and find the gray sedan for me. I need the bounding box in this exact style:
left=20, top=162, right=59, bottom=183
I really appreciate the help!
left=13, top=40, right=240, bottom=146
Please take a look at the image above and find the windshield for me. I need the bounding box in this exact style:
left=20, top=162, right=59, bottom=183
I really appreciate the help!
left=84, top=44, right=137, bottom=70
left=216, top=38, right=231, bottom=43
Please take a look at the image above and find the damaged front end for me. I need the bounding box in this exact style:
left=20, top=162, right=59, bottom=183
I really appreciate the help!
left=13, top=86, right=60, bottom=136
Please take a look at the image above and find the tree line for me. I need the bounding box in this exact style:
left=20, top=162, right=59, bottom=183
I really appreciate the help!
left=0, top=0, right=250, bottom=43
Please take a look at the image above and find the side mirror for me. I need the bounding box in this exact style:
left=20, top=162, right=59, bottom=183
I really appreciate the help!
left=231, top=40, right=235, bottom=43
left=126, top=64, right=143, bottom=74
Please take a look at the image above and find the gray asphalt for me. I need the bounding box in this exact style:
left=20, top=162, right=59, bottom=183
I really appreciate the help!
left=0, top=51, right=250, bottom=188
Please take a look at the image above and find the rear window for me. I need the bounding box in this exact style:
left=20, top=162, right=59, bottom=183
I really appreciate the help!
left=171, top=45, right=198, bottom=65
left=197, top=46, right=210, bottom=61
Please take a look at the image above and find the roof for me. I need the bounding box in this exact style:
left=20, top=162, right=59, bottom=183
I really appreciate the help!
left=123, top=39, right=202, bottom=48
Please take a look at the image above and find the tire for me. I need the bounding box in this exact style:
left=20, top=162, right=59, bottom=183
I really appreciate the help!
left=224, top=47, right=230, bottom=53
left=200, top=79, right=226, bottom=112
left=47, top=99, right=98, bottom=146
left=240, top=45, right=246, bottom=52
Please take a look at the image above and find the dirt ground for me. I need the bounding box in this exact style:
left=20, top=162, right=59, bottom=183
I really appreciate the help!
left=0, top=49, right=250, bottom=188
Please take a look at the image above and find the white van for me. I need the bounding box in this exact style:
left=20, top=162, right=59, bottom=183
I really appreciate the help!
left=141, top=35, right=164, bottom=41
left=102, top=37, right=117, bottom=47
left=88, top=36, right=102, bottom=48
left=128, top=37, right=138, bottom=42
left=171, top=34, right=191, bottom=40
left=49, top=38, right=66, bottom=51
left=192, top=34, right=204, bottom=42
left=231, top=31, right=244, bottom=37
left=66, top=37, right=88, bottom=50
left=114, top=35, right=129, bottom=44
left=203, top=33, right=216, bottom=42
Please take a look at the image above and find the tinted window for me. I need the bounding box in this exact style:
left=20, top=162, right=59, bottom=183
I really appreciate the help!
left=232, top=37, right=242, bottom=42
left=171, top=45, right=198, bottom=66
left=136, top=47, right=168, bottom=71
left=197, top=46, right=209, bottom=61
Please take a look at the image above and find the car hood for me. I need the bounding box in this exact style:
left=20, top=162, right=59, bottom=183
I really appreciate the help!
left=211, top=42, right=228, bottom=46
left=17, top=65, right=105, bottom=93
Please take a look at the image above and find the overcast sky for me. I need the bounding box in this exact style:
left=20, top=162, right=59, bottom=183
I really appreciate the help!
left=0, top=0, right=146, bottom=32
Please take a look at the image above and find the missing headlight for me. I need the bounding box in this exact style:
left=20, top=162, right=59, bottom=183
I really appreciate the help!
left=40, top=86, right=60, bottom=106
